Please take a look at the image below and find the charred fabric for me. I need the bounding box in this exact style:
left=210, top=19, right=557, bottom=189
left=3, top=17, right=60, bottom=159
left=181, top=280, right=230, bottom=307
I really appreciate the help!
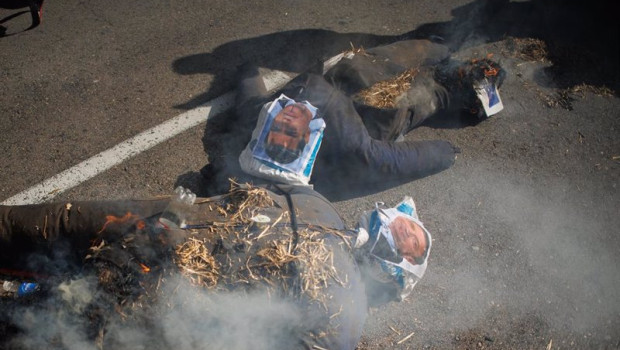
left=0, top=182, right=365, bottom=349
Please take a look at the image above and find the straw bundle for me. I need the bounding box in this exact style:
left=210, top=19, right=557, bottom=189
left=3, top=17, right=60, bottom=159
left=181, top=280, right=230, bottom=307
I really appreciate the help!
left=355, top=68, right=419, bottom=108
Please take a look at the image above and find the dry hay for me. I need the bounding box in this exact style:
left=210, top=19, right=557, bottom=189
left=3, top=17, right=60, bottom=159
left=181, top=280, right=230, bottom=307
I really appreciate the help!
left=295, top=229, right=348, bottom=307
left=529, top=82, right=614, bottom=111
left=503, top=37, right=549, bottom=62
left=355, top=68, right=419, bottom=109
left=540, top=88, right=576, bottom=110
left=337, top=43, right=420, bottom=109
left=175, top=237, right=219, bottom=288
left=200, top=179, right=275, bottom=222
left=174, top=181, right=349, bottom=307
left=565, top=83, right=614, bottom=98
left=506, top=37, right=615, bottom=108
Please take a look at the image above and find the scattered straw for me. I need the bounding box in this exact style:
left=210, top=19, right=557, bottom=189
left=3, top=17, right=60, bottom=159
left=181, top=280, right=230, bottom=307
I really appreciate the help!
left=355, top=68, right=419, bottom=108
left=175, top=237, right=219, bottom=288
left=172, top=181, right=348, bottom=308
left=567, top=83, right=614, bottom=98
left=257, top=239, right=298, bottom=269
left=389, top=325, right=401, bottom=335
left=223, top=179, right=274, bottom=222
left=547, top=339, right=553, bottom=350
left=504, top=37, right=549, bottom=62
left=255, top=211, right=286, bottom=240
left=343, top=42, right=368, bottom=56
left=296, top=229, right=347, bottom=306
left=397, top=331, right=415, bottom=344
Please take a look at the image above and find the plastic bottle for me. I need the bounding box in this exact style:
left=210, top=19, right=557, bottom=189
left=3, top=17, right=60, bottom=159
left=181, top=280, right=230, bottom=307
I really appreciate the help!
left=1, top=280, right=18, bottom=297
left=1, top=280, right=40, bottom=298
left=17, top=282, right=39, bottom=297
left=158, top=186, right=196, bottom=230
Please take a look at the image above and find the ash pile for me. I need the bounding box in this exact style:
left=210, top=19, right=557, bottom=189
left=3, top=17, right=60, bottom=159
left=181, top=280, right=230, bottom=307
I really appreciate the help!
left=0, top=182, right=362, bottom=350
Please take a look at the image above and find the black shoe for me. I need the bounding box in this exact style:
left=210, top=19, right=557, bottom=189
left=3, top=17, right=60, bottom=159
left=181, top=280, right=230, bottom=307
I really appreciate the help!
left=28, top=0, right=44, bottom=28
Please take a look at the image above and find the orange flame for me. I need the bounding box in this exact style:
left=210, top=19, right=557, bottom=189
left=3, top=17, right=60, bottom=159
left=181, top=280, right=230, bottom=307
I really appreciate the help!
left=98, top=212, right=141, bottom=233
left=139, top=263, right=151, bottom=274
left=484, top=67, right=499, bottom=77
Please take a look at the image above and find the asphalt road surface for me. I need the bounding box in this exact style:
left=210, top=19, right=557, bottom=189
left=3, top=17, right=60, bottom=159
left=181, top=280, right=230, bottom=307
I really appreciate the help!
left=1, top=0, right=619, bottom=349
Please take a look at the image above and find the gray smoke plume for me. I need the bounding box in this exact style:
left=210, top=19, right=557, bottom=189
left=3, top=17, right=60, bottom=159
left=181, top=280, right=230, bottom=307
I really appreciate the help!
left=8, top=277, right=101, bottom=350
left=155, top=277, right=305, bottom=350
left=415, top=165, right=620, bottom=337
left=487, top=177, right=620, bottom=331
left=4, top=273, right=325, bottom=350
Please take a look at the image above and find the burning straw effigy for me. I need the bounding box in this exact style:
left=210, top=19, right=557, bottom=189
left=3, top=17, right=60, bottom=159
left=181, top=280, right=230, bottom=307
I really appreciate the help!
left=82, top=179, right=351, bottom=316
left=50, top=180, right=354, bottom=347
left=0, top=181, right=355, bottom=348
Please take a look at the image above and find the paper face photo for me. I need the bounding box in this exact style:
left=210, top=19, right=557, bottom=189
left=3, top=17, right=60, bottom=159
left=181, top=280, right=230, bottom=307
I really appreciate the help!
left=388, top=216, right=429, bottom=265
left=474, top=79, right=504, bottom=117
left=368, top=210, right=431, bottom=278
left=252, top=95, right=324, bottom=174
left=354, top=197, right=432, bottom=298
left=238, top=94, right=325, bottom=185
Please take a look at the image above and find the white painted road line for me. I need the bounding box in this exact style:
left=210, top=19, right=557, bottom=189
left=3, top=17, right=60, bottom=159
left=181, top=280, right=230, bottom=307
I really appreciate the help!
left=1, top=69, right=294, bottom=205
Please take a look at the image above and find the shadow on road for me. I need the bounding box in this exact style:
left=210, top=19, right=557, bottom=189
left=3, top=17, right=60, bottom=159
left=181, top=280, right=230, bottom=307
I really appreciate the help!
left=173, top=0, right=617, bottom=108
left=0, top=0, right=44, bottom=36
left=172, top=29, right=417, bottom=109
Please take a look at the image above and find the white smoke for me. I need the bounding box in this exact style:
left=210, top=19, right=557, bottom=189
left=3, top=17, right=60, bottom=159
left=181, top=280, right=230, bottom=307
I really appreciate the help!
left=8, top=277, right=100, bottom=350
left=155, top=277, right=305, bottom=350
left=4, top=273, right=331, bottom=349
left=57, top=277, right=96, bottom=314
left=417, top=165, right=620, bottom=334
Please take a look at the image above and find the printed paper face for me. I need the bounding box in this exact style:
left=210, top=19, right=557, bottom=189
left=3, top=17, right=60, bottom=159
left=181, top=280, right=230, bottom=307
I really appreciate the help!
left=367, top=209, right=430, bottom=278
left=475, top=79, right=504, bottom=117
left=251, top=95, right=324, bottom=175
left=355, top=197, right=432, bottom=298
